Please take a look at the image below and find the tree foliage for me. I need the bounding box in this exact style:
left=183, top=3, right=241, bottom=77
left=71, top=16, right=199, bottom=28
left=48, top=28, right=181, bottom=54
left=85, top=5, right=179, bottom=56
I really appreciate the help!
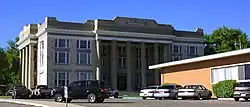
left=0, top=36, right=20, bottom=85
left=205, top=26, right=249, bottom=55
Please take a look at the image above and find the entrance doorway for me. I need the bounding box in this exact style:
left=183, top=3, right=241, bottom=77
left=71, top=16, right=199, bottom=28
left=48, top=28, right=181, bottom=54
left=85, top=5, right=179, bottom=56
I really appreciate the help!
left=117, top=75, right=127, bottom=90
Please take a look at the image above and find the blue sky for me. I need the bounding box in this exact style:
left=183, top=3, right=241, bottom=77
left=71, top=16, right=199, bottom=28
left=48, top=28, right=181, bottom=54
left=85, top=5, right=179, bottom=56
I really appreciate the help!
left=0, top=0, right=249, bottom=47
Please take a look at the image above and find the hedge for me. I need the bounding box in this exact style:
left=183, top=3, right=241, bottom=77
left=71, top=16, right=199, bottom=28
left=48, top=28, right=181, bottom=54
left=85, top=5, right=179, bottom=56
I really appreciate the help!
left=212, top=80, right=237, bottom=98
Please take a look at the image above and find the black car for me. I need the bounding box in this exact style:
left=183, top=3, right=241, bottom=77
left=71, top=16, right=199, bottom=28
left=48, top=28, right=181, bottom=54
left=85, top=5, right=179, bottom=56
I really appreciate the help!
left=52, top=80, right=106, bottom=103
left=12, top=85, right=31, bottom=99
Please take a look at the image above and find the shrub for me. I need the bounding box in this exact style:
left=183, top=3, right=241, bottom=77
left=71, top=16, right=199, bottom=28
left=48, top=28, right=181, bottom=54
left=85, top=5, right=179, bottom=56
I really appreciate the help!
left=212, top=80, right=237, bottom=98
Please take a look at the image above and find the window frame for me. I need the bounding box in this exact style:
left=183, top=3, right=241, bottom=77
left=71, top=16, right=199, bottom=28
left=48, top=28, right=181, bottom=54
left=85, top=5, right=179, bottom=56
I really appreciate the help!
left=76, top=72, right=92, bottom=81
left=55, top=39, right=69, bottom=48
left=77, top=40, right=91, bottom=49
left=118, top=57, right=126, bottom=68
left=55, top=52, right=69, bottom=64
left=54, top=72, right=70, bottom=87
left=77, top=52, right=91, bottom=65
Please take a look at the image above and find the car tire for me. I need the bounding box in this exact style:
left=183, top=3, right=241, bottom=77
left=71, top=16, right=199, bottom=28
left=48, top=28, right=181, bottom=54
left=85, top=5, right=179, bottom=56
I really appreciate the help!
left=114, top=93, right=119, bottom=98
left=173, top=94, right=178, bottom=100
left=207, top=93, right=212, bottom=100
left=244, top=98, right=248, bottom=101
left=97, top=98, right=105, bottom=103
left=87, top=93, right=97, bottom=103
left=54, top=93, right=64, bottom=102
left=234, top=98, right=239, bottom=101
left=158, top=97, right=163, bottom=100
left=142, top=97, right=147, bottom=100
left=196, top=94, right=201, bottom=100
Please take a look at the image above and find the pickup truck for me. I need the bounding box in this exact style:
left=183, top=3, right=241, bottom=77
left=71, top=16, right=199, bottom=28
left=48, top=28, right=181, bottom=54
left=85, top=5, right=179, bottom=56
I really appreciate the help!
left=31, top=85, right=53, bottom=99
left=12, top=85, right=31, bottom=99
left=51, top=80, right=107, bottom=103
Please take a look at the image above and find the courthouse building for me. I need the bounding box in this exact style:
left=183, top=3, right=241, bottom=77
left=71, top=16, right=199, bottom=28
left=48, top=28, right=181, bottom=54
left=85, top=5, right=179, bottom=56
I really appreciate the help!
left=16, top=16, right=204, bottom=90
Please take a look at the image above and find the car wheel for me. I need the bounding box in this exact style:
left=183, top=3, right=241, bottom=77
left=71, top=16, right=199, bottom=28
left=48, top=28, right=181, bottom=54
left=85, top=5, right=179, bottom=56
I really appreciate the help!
left=207, top=93, right=212, bottom=100
left=158, top=97, right=162, bottom=100
left=87, top=93, right=97, bottom=103
left=114, top=93, right=119, bottom=98
left=54, top=93, right=64, bottom=102
left=142, top=97, right=147, bottom=100
left=173, top=94, right=178, bottom=100
left=196, top=94, right=201, bottom=100
left=244, top=98, right=248, bottom=101
left=234, top=98, right=239, bottom=101
left=97, top=98, right=105, bottom=103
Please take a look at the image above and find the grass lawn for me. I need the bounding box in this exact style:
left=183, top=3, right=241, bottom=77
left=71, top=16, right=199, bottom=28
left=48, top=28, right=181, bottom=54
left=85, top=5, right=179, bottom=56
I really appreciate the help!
left=0, top=96, right=11, bottom=99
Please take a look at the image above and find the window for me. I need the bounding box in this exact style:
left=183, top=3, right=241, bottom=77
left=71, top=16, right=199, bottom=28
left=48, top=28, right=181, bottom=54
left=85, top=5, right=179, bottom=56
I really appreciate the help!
left=188, top=46, right=197, bottom=54
left=55, top=72, right=69, bottom=86
left=118, top=46, right=126, bottom=55
left=39, top=41, right=44, bottom=67
left=145, top=48, right=149, bottom=56
left=55, top=52, right=69, bottom=64
left=173, top=45, right=181, bottom=53
left=77, top=52, right=91, bottom=65
left=146, top=58, right=149, bottom=66
left=55, top=39, right=69, bottom=48
left=101, top=45, right=107, bottom=55
left=136, top=47, right=141, bottom=56
left=77, top=40, right=90, bottom=49
left=136, top=58, right=141, bottom=68
left=118, top=57, right=126, bottom=68
left=76, top=72, right=92, bottom=80
left=101, top=57, right=105, bottom=67
left=211, top=66, right=239, bottom=83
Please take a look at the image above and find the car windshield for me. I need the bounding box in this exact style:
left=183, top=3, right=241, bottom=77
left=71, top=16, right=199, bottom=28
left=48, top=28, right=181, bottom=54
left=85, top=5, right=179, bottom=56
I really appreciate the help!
left=15, top=86, right=26, bottom=89
left=88, top=81, right=104, bottom=88
left=143, top=86, right=158, bottom=89
left=183, top=85, right=197, bottom=89
left=158, top=85, right=175, bottom=89
left=236, top=82, right=250, bottom=87
left=37, top=85, right=48, bottom=89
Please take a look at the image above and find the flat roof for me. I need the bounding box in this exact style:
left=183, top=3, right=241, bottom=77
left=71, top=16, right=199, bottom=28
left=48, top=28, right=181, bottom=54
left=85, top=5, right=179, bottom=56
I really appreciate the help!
left=149, top=48, right=250, bottom=70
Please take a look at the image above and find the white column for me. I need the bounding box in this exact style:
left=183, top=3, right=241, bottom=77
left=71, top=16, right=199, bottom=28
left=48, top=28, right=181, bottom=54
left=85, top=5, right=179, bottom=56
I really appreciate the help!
left=111, top=41, right=117, bottom=89
left=21, top=49, right=25, bottom=85
left=140, top=43, right=146, bottom=88
left=25, top=46, right=29, bottom=88
left=28, top=44, right=34, bottom=89
left=126, top=41, right=132, bottom=91
left=96, top=39, right=101, bottom=80
left=154, top=44, right=160, bottom=85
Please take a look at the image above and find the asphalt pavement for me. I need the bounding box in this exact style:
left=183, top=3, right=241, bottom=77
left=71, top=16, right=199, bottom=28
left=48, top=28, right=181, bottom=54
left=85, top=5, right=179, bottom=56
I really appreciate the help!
left=0, top=102, right=39, bottom=107
left=70, top=98, right=250, bottom=107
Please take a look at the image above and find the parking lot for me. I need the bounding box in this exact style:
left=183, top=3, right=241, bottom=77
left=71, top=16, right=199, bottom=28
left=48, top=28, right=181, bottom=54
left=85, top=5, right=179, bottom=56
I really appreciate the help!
left=33, top=98, right=250, bottom=107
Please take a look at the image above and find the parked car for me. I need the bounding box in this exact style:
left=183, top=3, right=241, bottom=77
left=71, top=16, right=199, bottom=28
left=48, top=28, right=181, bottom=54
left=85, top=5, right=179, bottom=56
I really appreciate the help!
left=106, top=86, right=119, bottom=98
left=52, top=80, right=107, bottom=103
left=178, top=85, right=212, bottom=100
left=233, top=80, right=250, bottom=101
left=153, top=84, right=183, bottom=100
left=31, top=85, right=53, bottom=99
left=139, top=85, right=160, bottom=100
left=12, top=86, right=32, bottom=99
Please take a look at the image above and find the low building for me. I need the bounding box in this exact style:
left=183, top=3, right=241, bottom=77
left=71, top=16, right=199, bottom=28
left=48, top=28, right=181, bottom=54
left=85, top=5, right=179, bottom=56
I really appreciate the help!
left=16, top=16, right=204, bottom=90
left=149, top=48, right=250, bottom=96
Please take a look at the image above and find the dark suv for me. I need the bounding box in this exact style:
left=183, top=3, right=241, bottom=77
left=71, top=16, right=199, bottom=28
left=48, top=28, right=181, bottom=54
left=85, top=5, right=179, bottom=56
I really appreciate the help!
left=52, top=80, right=106, bottom=103
left=233, top=81, right=250, bottom=101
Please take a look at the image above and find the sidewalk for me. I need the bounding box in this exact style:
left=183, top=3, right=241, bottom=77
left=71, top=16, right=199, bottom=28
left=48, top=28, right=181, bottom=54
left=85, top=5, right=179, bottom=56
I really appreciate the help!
left=0, top=99, right=84, bottom=107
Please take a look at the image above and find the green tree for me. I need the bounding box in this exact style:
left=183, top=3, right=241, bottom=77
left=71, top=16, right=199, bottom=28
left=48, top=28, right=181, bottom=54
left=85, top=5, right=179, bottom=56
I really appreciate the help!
left=205, top=26, right=248, bottom=54
left=204, top=34, right=216, bottom=55
left=0, top=48, right=10, bottom=85
left=5, top=37, right=20, bottom=84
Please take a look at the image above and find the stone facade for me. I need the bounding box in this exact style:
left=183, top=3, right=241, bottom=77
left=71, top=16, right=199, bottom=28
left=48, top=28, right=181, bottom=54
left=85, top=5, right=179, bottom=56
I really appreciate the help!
left=17, top=16, right=204, bottom=90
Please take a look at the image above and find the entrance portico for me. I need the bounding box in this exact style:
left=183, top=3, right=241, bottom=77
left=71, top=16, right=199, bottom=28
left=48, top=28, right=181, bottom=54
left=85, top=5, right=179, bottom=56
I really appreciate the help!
left=17, top=33, right=37, bottom=89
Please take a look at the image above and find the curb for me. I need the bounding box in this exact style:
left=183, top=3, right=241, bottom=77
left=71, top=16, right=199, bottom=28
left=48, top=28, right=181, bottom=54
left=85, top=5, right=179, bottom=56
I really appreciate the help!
left=217, top=98, right=234, bottom=101
left=0, top=99, right=50, bottom=107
